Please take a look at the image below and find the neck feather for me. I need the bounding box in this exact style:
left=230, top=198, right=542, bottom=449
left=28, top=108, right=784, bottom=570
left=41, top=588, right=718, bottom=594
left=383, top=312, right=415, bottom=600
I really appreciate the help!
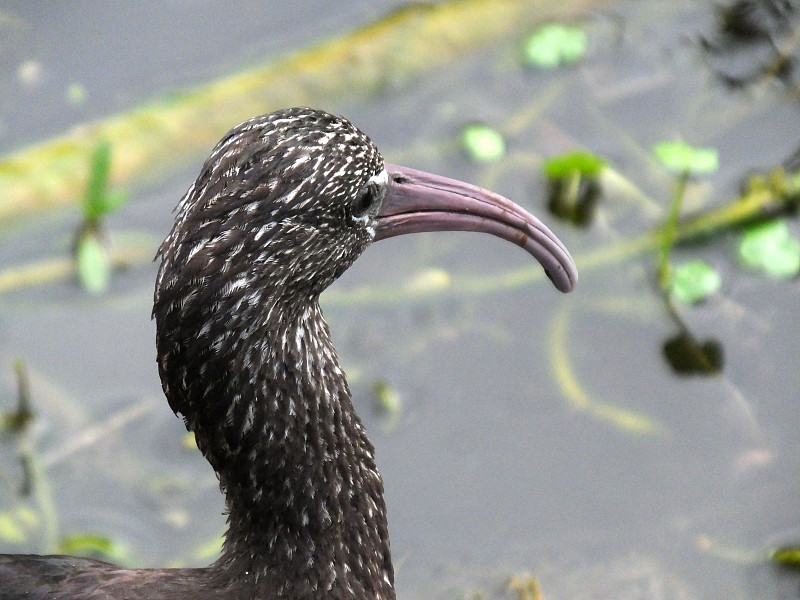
left=161, top=300, right=394, bottom=599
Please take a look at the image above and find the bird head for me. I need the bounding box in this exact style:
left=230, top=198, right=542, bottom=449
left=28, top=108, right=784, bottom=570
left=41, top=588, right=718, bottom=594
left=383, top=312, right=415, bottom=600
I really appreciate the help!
left=153, top=107, right=576, bottom=427
left=156, top=107, right=575, bottom=316
left=155, top=108, right=391, bottom=315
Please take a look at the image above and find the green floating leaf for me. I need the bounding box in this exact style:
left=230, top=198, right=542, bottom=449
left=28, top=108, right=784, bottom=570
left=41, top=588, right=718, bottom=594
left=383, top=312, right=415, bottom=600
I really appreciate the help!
left=76, top=231, right=111, bottom=294
left=771, top=545, right=800, bottom=569
left=544, top=152, right=605, bottom=227
left=461, top=124, right=506, bottom=163
left=523, top=23, right=587, bottom=69
left=669, top=260, right=721, bottom=304
left=0, top=513, right=27, bottom=544
left=653, top=141, right=719, bottom=175
left=0, top=506, right=41, bottom=545
left=543, top=150, right=606, bottom=179
left=738, top=220, right=800, bottom=278
left=373, top=380, right=402, bottom=418
left=58, top=533, right=129, bottom=564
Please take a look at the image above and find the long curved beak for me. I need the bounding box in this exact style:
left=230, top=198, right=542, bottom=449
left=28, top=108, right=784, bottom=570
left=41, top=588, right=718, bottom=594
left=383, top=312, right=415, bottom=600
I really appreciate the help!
left=374, top=164, right=578, bottom=293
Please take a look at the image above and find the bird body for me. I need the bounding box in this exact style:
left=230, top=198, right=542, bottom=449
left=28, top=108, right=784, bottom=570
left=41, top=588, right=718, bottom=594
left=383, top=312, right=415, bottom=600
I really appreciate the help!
left=0, top=108, right=576, bottom=600
left=0, top=556, right=208, bottom=599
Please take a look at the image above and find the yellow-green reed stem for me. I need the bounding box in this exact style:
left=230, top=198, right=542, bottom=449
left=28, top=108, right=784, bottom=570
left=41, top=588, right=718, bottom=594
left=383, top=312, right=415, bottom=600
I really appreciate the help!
left=0, top=0, right=603, bottom=223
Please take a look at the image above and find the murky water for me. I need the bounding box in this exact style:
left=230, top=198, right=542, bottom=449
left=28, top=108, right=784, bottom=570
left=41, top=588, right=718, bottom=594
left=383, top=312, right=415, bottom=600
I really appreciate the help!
left=1, top=1, right=798, bottom=599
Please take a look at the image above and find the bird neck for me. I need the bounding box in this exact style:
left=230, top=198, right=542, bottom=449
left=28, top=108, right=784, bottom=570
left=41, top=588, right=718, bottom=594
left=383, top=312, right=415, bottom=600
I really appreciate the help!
left=196, top=302, right=394, bottom=600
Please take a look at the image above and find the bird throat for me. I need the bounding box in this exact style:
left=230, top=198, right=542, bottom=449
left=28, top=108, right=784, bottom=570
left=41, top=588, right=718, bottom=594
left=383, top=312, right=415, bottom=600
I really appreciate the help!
left=173, top=301, right=394, bottom=599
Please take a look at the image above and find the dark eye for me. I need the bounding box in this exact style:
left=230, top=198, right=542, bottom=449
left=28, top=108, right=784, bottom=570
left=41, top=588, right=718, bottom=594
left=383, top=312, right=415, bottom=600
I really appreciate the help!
left=351, top=182, right=383, bottom=218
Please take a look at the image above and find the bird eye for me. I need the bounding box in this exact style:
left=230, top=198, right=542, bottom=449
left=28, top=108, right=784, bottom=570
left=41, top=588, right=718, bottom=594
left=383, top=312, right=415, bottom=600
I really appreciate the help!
left=351, top=182, right=384, bottom=219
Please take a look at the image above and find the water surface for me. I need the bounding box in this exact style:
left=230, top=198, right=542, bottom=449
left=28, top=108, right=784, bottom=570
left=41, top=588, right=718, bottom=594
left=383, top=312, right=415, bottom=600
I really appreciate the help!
left=0, top=2, right=798, bottom=598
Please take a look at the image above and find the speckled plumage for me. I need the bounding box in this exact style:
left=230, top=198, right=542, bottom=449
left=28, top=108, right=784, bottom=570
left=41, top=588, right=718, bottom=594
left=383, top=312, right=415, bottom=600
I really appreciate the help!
left=0, top=107, right=577, bottom=600
left=154, top=108, right=395, bottom=600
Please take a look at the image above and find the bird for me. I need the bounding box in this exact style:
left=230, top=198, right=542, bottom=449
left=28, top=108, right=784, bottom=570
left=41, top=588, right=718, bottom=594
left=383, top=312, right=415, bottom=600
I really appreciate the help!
left=0, top=107, right=577, bottom=600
